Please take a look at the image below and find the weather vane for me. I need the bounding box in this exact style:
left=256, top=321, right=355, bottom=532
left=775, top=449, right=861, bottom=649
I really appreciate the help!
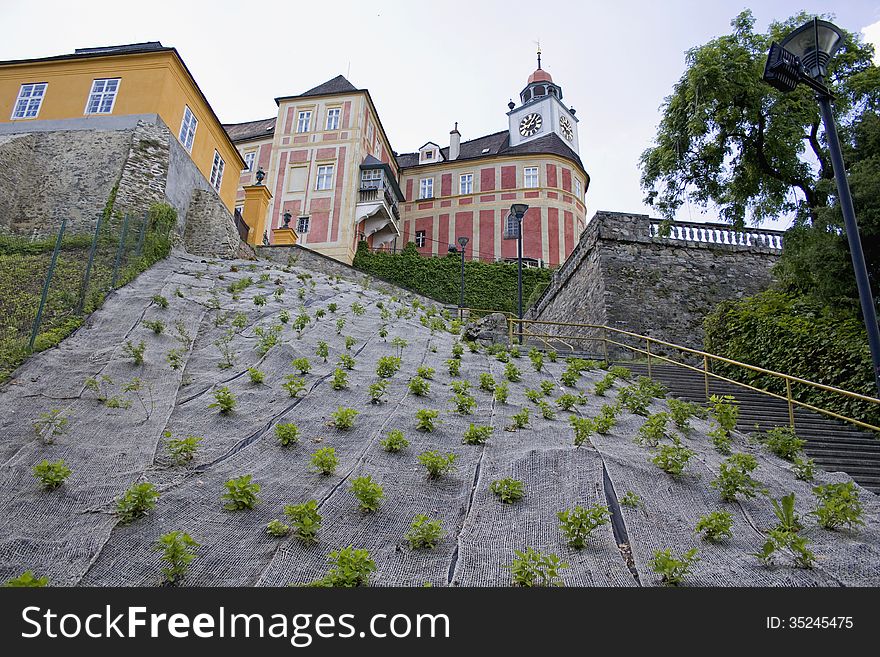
left=535, top=40, right=542, bottom=69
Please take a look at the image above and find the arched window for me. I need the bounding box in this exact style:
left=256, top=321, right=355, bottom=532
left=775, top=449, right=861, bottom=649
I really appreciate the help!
left=534, top=85, right=546, bottom=96
left=522, top=89, right=531, bottom=102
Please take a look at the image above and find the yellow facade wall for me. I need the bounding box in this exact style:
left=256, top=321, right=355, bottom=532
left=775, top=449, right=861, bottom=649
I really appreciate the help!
left=0, top=51, right=243, bottom=211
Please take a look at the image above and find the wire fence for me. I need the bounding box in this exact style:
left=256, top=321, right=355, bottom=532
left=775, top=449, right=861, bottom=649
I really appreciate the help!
left=1, top=210, right=153, bottom=380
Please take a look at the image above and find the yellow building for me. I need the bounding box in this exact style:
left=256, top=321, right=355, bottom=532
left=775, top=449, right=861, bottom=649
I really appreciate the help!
left=0, top=42, right=244, bottom=211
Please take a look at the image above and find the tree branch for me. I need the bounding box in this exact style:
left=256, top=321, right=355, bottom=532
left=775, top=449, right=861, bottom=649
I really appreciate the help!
left=807, top=120, right=832, bottom=180
left=755, top=113, right=818, bottom=209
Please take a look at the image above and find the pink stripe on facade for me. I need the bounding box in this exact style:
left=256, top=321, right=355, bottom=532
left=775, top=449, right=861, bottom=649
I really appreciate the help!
left=563, top=210, right=574, bottom=260
left=330, top=146, right=346, bottom=242
left=501, top=165, right=516, bottom=190
left=441, top=174, right=452, bottom=197
left=480, top=167, right=495, bottom=191
left=479, top=209, right=494, bottom=263
left=548, top=207, right=560, bottom=266
left=546, top=163, right=557, bottom=187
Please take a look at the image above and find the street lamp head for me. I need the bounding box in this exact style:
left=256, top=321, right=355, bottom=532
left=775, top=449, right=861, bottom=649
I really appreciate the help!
left=448, top=244, right=458, bottom=253
left=780, top=18, right=843, bottom=80
left=510, top=203, right=529, bottom=219
left=457, top=236, right=469, bottom=248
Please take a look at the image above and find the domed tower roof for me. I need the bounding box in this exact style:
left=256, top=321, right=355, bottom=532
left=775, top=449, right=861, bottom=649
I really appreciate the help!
left=518, top=48, right=562, bottom=106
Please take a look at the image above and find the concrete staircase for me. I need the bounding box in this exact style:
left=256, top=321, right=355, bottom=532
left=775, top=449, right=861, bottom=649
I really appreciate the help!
left=623, top=363, right=880, bottom=493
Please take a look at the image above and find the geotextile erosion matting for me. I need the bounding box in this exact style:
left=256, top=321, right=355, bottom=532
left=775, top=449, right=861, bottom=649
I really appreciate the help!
left=1, top=249, right=878, bottom=587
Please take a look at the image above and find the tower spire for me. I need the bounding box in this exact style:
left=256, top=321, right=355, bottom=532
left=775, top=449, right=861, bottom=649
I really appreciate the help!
left=536, top=41, right=542, bottom=69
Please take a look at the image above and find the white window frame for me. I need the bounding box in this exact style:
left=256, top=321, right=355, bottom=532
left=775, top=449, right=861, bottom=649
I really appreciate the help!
left=419, top=177, right=434, bottom=199
left=459, top=173, right=473, bottom=195
left=84, top=78, right=120, bottom=115
left=179, top=106, right=198, bottom=153
left=361, top=168, right=382, bottom=188
left=210, top=150, right=225, bottom=192
left=243, top=151, right=256, bottom=172
left=297, top=111, right=312, bottom=133
left=505, top=213, right=521, bottom=239
left=524, top=166, right=539, bottom=189
left=316, top=164, right=334, bottom=191
left=11, top=82, right=47, bottom=119
left=575, top=178, right=582, bottom=199
left=326, top=107, right=341, bottom=130
left=297, top=216, right=310, bottom=234
left=415, top=230, right=426, bottom=248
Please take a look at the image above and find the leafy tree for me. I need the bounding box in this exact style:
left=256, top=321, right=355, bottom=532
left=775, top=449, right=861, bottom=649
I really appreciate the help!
left=640, top=10, right=878, bottom=228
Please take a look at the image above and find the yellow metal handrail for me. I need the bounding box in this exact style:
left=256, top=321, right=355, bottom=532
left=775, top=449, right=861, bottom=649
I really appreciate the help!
left=508, top=317, right=880, bottom=435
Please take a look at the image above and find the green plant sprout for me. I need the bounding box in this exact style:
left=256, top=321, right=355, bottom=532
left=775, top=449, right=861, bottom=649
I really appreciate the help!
left=116, top=482, right=159, bottom=524
left=557, top=504, right=610, bottom=548
left=405, top=515, right=444, bottom=550
left=208, top=387, right=236, bottom=414
left=165, top=433, right=203, bottom=464
left=415, top=409, right=440, bottom=432
left=32, top=409, right=68, bottom=444
left=506, top=548, right=568, bottom=587
left=330, top=368, right=349, bottom=390
left=285, top=500, right=322, bottom=543
left=369, top=380, right=390, bottom=404
left=282, top=375, right=307, bottom=398
left=222, top=475, right=261, bottom=511
left=380, top=429, right=409, bottom=453
left=695, top=510, right=734, bottom=543
left=275, top=422, right=300, bottom=447
left=32, top=459, right=71, bottom=490
left=350, top=475, right=384, bottom=512
left=650, top=548, right=699, bottom=586
left=330, top=407, right=359, bottom=430
left=418, top=451, right=457, bottom=479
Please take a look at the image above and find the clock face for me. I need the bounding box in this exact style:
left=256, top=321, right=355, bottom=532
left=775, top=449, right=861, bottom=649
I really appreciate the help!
left=519, top=112, right=543, bottom=137
left=559, top=115, right=574, bottom=141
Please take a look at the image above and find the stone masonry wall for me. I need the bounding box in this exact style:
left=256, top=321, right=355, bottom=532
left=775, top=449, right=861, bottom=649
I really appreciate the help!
left=526, top=211, right=780, bottom=353
left=184, top=190, right=255, bottom=260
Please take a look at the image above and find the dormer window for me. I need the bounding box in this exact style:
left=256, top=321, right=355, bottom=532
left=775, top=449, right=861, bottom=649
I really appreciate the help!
left=425, top=151, right=433, bottom=160
left=418, top=142, right=441, bottom=165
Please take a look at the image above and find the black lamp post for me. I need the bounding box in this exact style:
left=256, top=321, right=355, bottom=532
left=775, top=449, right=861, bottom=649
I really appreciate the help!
left=504, top=203, right=529, bottom=344
left=764, top=18, right=880, bottom=396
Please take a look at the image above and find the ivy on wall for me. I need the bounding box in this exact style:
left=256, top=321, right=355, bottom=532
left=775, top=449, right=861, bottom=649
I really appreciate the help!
left=704, top=290, right=879, bottom=426
left=352, top=241, right=553, bottom=315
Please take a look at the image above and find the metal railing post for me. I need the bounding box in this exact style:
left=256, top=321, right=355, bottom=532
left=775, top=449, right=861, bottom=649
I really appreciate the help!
left=646, top=337, right=652, bottom=378
left=703, top=355, right=710, bottom=401
left=602, top=329, right=609, bottom=363
left=110, top=213, right=131, bottom=289
left=508, top=318, right=514, bottom=348
left=786, top=379, right=795, bottom=429
left=76, top=212, right=103, bottom=315
left=29, top=217, right=67, bottom=350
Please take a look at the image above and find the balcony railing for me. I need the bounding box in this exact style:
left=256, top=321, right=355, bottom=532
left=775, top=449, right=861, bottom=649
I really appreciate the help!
left=358, top=184, right=400, bottom=221
left=648, top=219, right=784, bottom=250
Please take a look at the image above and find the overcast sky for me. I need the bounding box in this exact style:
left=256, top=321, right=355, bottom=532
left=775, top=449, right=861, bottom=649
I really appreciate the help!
left=2, top=0, right=879, bottom=229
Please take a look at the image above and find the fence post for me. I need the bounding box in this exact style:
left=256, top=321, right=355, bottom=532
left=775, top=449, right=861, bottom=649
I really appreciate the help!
left=646, top=337, right=652, bottom=378
left=602, top=330, right=609, bottom=363
left=703, top=355, right=710, bottom=401
left=29, top=217, right=67, bottom=350
left=110, top=213, right=131, bottom=289
left=507, top=318, right=514, bottom=348
left=785, top=379, right=795, bottom=429
left=76, top=212, right=104, bottom=315
left=134, top=210, right=148, bottom=257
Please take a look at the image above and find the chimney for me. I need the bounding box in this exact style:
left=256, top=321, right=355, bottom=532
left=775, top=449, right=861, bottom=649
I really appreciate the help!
left=449, top=122, right=461, bottom=160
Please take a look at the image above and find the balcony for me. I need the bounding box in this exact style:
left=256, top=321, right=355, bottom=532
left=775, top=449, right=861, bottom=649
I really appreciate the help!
left=356, top=168, right=402, bottom=247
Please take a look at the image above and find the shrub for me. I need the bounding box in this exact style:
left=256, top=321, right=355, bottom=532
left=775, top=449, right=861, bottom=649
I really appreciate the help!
left=214, top=332, right=236, bottom=369
left=494, top=381, right=510, bottom=403
left=463, top=424, right=493, bottom=445
left=491, top=478, right=524, bottom=503
left=316, top=341, right=329, bottom=362
left=165, top=433, right=202, bottom=464
left=711, top=453, right=766, bottom=501
left=330, top=406, right=359, bottom=430
left=116, top=482, right=159, bottom=524
left=253, top=295, right=267, bottom=306
left=508, top=407, right=530, bottom=430
left=415, top=408, right=440, bottom=432
left=344, top=336, right=358, bottom=351
left=32, top=409, right=68, bottom=444
left=450, top=380, right=471, bottom=395
left=330, top=368, right=348, bottom=390
left=336, top=318, right=346, bottom=334
left=447, top=358, right=462, bottom=377
left=328, top=302, right=338, bottom=313
left=556, top=393, right=580, bottom=411
left=208, top=386, right=235, bottom=415
left=651, top=440, right=696, bottom=478
left=351, top=302, right=366, bottom=316
left=618, top=384, right=653, bottom=416
left=539, top=380, right=556, bottom=396
left=525, top=388, right=542, bottom=403
left=254, top=325, right=280, bottom=355
left=248, top=367, right=265, bottom=384
left=32, top=459, right=71, bottom=490
left=266, top=520, right=291, bottom=537
left=409, top=376, right=431, bottom=396
left=636, top=376, right=666, bottom=398
left=504, top=363, right=522, bottom=382
left=708, top=395, right=738, bottom=454
left=650, top=548, right=699, bottom=586
left=594, top=403, right=619, bottom=434
left=810, top=482, right=864, bottom=531
left=557, top=504, right=611, bottom=548
left=620, top=491, right=641, bottom=508
left=166, top=348, right=184, bottom=370
left=528, top=349, right=544, bottom=372
left=282, top=375, right=307, bottom=398
left=418, top=450, right=457, bottom=479
left=636, top=412, right=669, bottom=447
left=350, top=475, right=384, bottom=512
left=376, top=356, right=401, bottom=378
left=144, top=319, right=165, bottom=334
left=479, top=373, right=496, bottom=391
left=752, top=493, right=815, bottom=569
left=417, top=366, right=435, bottom=379
left=380, top=429, right=409, bottom=453
left=609, top=365, right=632, bottom=381
left=536, top=400, right=555, bottom=420
left=793, top=456, right=815, bottom=481
left=405, top=515, right=444, bottom=550
left=391, top=336, right=408, bottom=356
left=761, top=426, right=806, bottom=461
left=369, top=379, right=390, bottom=404
left=231, top=312, right=248, bottom=329
left=452, top=392, right=477, bottom=414
left=308, top=546, right=376, bottom=588
left=594, top=373, right=616, bottom=396
left=292, top=358, right=312, bottom=375
left=570, top=416, right=596, bottom=448
left=451, top=341, right=464, bottom=359
left=285, top=499, right=322, bottom=543
left=155, top=531, right=199, bottom=584
left=695, top=510, right=734, bottom=542
left=151, top=294, right=169, bottom=309
left=311, top=447, right=339, bottom=475
left=275, top=422, right=300, bottom=447
left=222, top=475, right=260, bottom=511
left=122, top=340, right=146, bottom=365
left=3, top=571, right=48, bottom=587
left=506, top=548, right=568, bottom=587
left=279, top=309, right=291, bottom=324
left=337, top=353, right=356, bottom=370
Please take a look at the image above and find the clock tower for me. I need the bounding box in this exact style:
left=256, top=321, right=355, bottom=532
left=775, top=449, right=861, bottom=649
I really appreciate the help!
left=507, top=49, right=580, bottom=154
